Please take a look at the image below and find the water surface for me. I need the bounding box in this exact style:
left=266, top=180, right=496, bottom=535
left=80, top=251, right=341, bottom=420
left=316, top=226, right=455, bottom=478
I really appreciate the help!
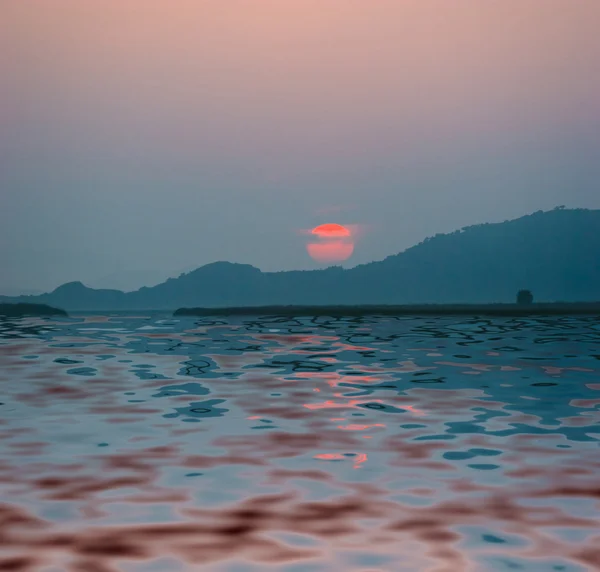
left=0, top=314, right=599, bottom=571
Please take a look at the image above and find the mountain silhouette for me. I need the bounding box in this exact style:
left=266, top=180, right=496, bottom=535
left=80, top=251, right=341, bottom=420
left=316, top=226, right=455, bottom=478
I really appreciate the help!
left=0, top=303, right=68, bottom=317
left=2, top=208, right=598, bottom=311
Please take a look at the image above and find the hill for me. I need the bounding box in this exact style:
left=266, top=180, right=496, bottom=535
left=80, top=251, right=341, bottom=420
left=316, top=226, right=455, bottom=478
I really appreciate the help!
left=2, top=208, right=599, bottom=311
left=0, top=303, right=68, bottom=317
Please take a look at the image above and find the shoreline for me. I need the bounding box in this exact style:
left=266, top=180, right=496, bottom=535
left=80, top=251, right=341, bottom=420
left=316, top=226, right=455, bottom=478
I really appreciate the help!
left=174, top=303, right=600, bottom=317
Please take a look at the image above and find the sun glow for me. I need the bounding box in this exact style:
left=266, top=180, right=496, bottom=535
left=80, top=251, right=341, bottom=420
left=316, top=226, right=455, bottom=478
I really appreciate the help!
left=311, top=223, right=351, bottom=238
left=307, top=223, right=354, bottom=263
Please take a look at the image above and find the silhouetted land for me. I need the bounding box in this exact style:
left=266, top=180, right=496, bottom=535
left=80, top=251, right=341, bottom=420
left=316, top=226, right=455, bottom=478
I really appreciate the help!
left=175, top=303, right=600, bottom=317
left=0, top=303, right=68, bottom=317
left=2, top=208, right=600, bottom=310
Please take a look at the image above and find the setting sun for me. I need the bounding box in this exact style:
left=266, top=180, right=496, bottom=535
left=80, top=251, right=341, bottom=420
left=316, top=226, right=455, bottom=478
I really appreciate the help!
left=311, top=223, right=351, bottom=238
left=307, top=223, right=354, bottom=263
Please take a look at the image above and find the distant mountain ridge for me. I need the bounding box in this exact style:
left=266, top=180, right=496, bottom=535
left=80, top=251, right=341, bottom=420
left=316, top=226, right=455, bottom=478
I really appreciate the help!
left=2, top=208, right=599, bottom=311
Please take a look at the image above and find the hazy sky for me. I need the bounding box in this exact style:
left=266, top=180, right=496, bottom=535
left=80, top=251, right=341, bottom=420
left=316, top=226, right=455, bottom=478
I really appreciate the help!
left=1, top=0, right=599, bottom=294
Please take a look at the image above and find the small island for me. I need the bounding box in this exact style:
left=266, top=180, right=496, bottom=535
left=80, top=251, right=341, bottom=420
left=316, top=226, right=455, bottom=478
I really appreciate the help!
left=174, top=303, right=600, bottom=318
left=0, top=303, right=68, bottom=318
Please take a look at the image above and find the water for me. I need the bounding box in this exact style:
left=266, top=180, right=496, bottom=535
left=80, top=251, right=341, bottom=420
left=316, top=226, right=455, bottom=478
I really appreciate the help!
left=0, top=313, right=599, bottom=572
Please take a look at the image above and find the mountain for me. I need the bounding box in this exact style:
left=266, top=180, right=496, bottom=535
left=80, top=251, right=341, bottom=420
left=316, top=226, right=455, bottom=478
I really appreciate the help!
left=0, top=281, right=128, bottom=312
left=2, top=208, right=599, bottom=311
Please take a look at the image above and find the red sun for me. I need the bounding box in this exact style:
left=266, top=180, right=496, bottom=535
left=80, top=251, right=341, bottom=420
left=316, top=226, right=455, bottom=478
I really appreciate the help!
left=307, top=223, right=354, bottom=263
left=311, top=223, right=351, bottom=238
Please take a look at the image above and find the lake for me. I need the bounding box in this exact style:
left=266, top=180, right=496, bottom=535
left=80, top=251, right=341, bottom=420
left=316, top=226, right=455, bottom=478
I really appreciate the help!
left=0, top=313, right=599, bottom=572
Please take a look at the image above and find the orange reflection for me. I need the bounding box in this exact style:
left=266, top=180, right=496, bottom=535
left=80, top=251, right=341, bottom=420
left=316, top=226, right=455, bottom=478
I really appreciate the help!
left=304, top=398, right=384, bottom=410
left=304, top=398, right=426, bottom=416
left=353, top=453, right=368, bottom=469
left=403, top=405, right=427, bottom=416
left=313, top=452, right=368, bottom=469
left=337, top=423, right=385, bottom=431
left=295, top=371, right=383, bottom=387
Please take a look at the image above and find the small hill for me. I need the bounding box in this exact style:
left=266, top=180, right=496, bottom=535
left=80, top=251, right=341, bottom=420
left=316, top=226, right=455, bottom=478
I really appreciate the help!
left=129, top=262, right=265, bottom=309
left=44, top=282, right=126, bottom=310
left=2, top=208, right=599, bottom=310
left=0, top=303, right=68, bottom=317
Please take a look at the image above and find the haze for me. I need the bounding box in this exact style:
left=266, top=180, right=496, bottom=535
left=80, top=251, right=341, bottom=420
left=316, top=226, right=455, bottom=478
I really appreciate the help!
left=1, top=0, right=599, bottom=294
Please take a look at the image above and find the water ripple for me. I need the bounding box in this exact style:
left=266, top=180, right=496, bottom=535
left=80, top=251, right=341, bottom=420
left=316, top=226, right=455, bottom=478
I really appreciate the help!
left=0, top=314, right=599, bottom=571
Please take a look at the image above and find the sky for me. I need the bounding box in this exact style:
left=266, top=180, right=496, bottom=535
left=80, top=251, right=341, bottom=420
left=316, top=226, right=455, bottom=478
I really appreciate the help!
left=1, top=0, right=599, bottom=294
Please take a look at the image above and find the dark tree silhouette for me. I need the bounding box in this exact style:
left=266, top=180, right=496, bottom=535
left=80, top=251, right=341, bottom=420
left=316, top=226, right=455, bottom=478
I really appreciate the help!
left=517, top=289, right=534, bottom=305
